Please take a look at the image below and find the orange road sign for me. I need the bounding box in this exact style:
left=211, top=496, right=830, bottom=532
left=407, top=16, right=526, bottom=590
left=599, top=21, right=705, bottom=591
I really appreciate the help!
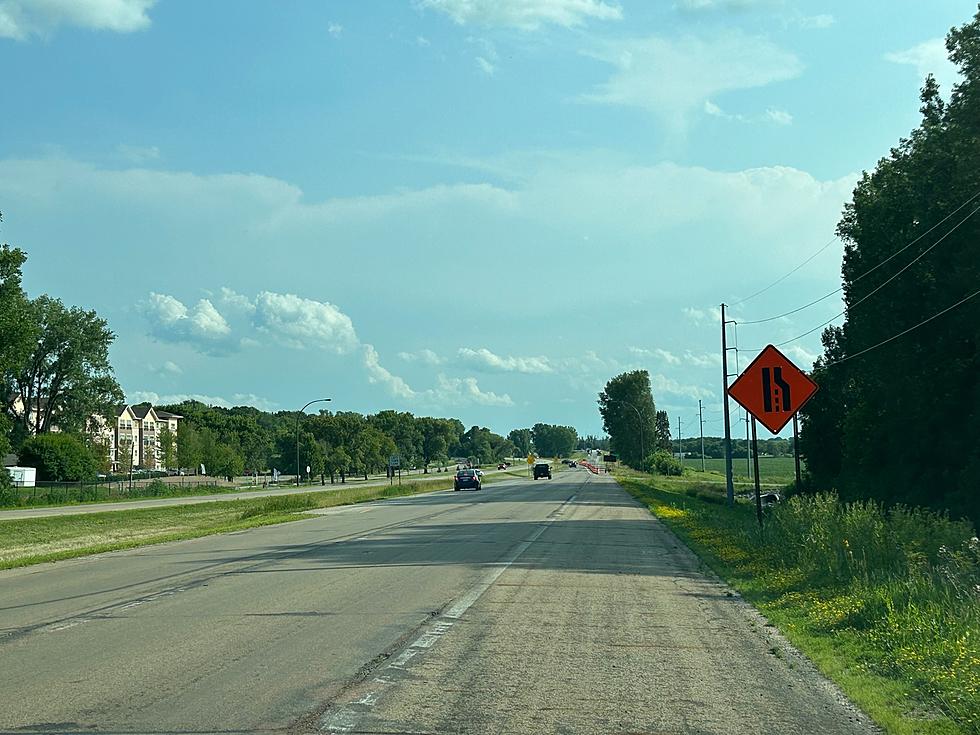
left=727, top=344, right=818, bottom=435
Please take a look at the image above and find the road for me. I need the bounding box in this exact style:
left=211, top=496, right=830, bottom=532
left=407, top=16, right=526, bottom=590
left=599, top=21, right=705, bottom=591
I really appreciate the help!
left=0, top=470, right=876, bottom=734
left=0, top=467, right=519, bottom=520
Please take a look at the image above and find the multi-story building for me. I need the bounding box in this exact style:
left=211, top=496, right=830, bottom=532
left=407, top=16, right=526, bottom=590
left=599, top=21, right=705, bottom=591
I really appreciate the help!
left=90, top=405, right=183, bottom=472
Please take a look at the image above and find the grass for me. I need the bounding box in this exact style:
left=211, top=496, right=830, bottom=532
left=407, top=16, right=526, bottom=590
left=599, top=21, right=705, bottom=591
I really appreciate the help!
left=683, top=455, right=800, bottom=483
left=0, top=469, right=535, bottom=570
left=614, top=471, right=980, bottom=735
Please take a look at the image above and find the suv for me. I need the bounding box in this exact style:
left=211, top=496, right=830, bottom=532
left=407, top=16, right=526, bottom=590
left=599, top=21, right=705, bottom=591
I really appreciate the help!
left=454, top=469, right=482, bottom=491
left=533, top=462, right=552, bottom=480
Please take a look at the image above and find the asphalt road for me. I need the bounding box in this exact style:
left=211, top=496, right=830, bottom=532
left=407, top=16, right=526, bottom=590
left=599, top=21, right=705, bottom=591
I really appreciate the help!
left=0, top=470, right=877, bottom=734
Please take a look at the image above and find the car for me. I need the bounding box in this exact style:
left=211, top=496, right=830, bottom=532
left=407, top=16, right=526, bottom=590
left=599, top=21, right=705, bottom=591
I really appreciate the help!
left=454, top=469, right=482, bottom=491
left=498, top=463, right=507, bottom=469
left=533, top=462, right=552, bottom=480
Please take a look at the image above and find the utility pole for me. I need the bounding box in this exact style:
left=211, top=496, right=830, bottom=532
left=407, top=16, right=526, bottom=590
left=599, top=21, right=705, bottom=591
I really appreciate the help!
left=677, top=415, right=682, bottom=461
left=743, top=411, right=752, bottom=480
left=698, top=400, right=705, bottom=472
left=721, top=304, right=735, bottom=506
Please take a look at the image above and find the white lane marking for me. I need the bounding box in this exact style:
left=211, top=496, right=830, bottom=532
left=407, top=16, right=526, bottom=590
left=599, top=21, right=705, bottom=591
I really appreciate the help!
left=319, top=493, right=578, bottom=733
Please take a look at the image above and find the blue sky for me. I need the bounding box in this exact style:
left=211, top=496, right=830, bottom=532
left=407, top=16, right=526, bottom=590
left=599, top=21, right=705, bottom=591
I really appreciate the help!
left=0, top=0, right=973, bottom=438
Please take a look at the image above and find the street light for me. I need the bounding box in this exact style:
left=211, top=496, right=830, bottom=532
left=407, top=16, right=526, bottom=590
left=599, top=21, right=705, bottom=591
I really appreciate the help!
left=297, top=398, right=331, bottom=486
left=606, top=398, right=645, bottom=463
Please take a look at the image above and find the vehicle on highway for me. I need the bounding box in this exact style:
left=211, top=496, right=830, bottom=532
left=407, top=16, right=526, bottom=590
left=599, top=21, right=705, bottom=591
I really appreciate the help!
left=497, top=462, right=509, bottom=469
left=533, top=462, right=552, bottom=480
left=454, top=469, right=482, bottom=491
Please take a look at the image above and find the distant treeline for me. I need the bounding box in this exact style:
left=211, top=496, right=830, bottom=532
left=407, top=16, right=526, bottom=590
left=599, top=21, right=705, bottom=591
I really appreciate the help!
left=164, top=401, right=580, bottom=482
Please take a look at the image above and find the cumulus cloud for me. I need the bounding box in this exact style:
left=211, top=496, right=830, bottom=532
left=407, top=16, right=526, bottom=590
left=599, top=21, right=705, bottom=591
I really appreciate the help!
left=327, top=22, right=342, bottom=37
left=363, top=344, right=417, bottom=400
left=141, top=293, right=234, bottom=354
left=582, top=31, right=802, bottom=133
left=458, top=347, right=554, bottom=374
left=428, top=374, right=513, bottom=406
left=398, top=349, right=445, bottom=365
left=475, top=56, right=495, bottom=75
left=253, top=291, right=359, bottom=353
left=417, top=0, right=621, bottom=30
left=0, top=0, right=155, bottom=40
left=126, top=390, right=277, bottom=411
left=650, top=373, right=714, bottom=401
left=885, top=37, right=960, bottom=92
left=765, top=107, right=793, bottom=125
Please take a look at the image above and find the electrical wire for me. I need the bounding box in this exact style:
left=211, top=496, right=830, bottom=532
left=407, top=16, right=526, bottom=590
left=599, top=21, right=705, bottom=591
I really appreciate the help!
left=822, top=287, right=980, bottom=367
left=736, top=188, right=980, bottom=325
left=743, top=201, right=980, bottom=351
left=729, top=237, right=838, bottom=306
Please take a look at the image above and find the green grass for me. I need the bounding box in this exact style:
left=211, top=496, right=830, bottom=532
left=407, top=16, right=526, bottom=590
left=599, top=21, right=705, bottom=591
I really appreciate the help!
left=683, top=455, right=800, bottom=483
left=614, top=472, right=980, bottom=735
left=0, top=471, right=533, bottom=570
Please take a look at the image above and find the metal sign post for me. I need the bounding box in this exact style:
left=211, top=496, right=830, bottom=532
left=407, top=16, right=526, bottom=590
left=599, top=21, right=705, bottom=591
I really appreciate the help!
left=751, top=417, right=762, bottom=529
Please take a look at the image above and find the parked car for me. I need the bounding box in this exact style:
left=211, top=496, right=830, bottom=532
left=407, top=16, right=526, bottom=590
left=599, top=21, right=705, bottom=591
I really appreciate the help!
left=454, top=469, right=482, bottom=491
left=498, top=463, right=507, bottom=469
left=533, top=462, right=552, bottom=480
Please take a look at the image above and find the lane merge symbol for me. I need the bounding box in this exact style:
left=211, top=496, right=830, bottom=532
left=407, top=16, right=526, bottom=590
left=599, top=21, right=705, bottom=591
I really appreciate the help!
left=727, top=344, right=818, bottom=435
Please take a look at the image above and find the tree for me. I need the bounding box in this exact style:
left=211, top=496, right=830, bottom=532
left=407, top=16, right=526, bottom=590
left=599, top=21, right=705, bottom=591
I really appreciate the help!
left=18, top=433, right=97, bottom=481
left=419, top=417, right=458, bottom=471
left=508, top=428, right=533, bottom=456
left=800, top=7, right=980, bottom=523
left=177, top=422, right=202, bottom=473
left=5, top=296, right=123, bottom=436
left=598, top=370, right=657, bottom=468
left=211, top=444, right=244, bottom=482
left=0, top=224, right=38, bottom=420
left=654, top=410, right=672, bottom=452
left=368, top=410, right=421, bottom=468
left=158, top=425, right=177, bottom=470
left=531, top=423, right=578, bottom=457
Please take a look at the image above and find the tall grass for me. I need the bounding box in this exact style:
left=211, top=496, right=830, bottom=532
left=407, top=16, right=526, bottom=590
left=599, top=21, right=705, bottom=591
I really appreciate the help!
left=620, top=476, right=980, bottom=734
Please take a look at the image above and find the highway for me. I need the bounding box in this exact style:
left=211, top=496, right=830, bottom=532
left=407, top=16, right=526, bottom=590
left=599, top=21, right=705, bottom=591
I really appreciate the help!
left=0, top=470, right=876, bottom=734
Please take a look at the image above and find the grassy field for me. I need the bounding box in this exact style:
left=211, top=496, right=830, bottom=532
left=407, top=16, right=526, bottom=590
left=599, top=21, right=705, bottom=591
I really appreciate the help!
left=0, top=469, right=535, bottom=570
left=615, top=471, right=980, bottom=735
left=683, top=455, right=799, bottom=483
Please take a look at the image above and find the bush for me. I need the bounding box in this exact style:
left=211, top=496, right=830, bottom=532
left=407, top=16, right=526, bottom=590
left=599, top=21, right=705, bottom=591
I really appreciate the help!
left=645, top=450, right=684, bottom=476
left=18, top=434, right=97, bottom=481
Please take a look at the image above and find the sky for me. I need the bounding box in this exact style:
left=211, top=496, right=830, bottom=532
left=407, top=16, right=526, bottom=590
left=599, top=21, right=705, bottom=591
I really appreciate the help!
left=0, top=0, right=973, bottom=439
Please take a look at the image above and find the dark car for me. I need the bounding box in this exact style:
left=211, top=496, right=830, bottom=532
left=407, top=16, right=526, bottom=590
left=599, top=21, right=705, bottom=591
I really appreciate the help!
left=454, top=469, right=482, bottom=491
left=533, top=462, right=552, bottom=480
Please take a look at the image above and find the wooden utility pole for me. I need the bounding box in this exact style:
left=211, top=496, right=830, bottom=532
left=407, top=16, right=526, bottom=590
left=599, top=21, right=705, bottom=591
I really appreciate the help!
left=698, top=400, right=705, bottom=472
left=720, top=304, right=735, bottom=506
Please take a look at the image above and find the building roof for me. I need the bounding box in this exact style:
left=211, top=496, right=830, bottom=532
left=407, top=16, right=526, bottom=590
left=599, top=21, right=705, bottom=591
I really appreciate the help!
left=130, top=405, right=157, bottom=420
left=154, top=410, right=183, bottom=419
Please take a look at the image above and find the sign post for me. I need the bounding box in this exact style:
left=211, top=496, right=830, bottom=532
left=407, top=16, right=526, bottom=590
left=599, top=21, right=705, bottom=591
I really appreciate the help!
left=727, top=344, right=819, bottom=524
left=526, top=453, right=536, bottom=478
left=389, top=454, right=400, bottom=486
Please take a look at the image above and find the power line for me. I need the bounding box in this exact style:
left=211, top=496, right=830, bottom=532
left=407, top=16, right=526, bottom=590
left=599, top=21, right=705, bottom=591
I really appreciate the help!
left=823, top=287, right=980, bottom=367
left=743, top=201, right=980, bottom=351
left=736, top=188, right=980, bottom=325
left=729, top=237, right=838, bottom=306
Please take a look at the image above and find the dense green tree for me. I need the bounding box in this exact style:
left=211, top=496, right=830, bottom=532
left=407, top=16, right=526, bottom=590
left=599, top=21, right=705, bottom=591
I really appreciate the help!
left=157, top=425, right=176, bottom=470
left=799, top=8, right=980, bottom=522
left=419, top=417, right=459, bottom=471
left=598, top=370, right=657, bottom=468
left=177, top=421, right=202, bottom=472
left=368, top=410, right=422, bottom=468
left=5, top=296, right=123, bottom=436
left=18, top=433, right=97, bottom=481
left=530, top=423, right=578, bottom=457
left=0, top=222, right=38, bottom=429
left=508, top=428, right=533, bottom=456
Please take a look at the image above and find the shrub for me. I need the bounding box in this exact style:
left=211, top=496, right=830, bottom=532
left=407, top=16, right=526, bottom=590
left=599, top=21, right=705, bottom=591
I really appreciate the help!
left=18, top=434, right=97, bottom=482
left=646, top=450, right=684, bottom=476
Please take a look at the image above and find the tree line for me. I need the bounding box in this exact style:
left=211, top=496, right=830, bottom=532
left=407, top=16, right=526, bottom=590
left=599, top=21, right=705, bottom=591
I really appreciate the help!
left=800, top=8, right=980, bottom=524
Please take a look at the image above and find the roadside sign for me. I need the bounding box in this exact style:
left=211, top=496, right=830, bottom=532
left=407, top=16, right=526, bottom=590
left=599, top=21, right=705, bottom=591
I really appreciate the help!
left=728, top=344, right=818, bottom=434
left=526, top=454, right=536, bottom=465
left=389, top=455, right=400, bottom=468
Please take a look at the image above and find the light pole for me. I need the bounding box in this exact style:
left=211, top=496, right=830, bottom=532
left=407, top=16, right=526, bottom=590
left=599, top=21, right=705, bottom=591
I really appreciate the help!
left=297, top=398, right=331, bottom=486
left=606, top=398, right=644, bottom=464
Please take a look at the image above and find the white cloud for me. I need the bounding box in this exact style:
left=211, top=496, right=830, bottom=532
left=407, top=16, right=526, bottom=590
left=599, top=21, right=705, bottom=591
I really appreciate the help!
left=765, top=107, right=793, bottom=125
left=141, top=293, right=234, bottom=354
left=582, top=31, right=803, bottom=134
left=428, top=374, right=513, bottom=406
left=126, top=390, right=277, bottom=411
left=416, top=35, right=430, bottom=46
left=797, top=14, right=834, bottom=30
left=458, top=347, right=554, bottom=374
left=327, top=22, right=342, bottom=37
left=682, top=350, right=721, bottom=368
left=116, top=144, right=160, bottom=164
left=252, top=291, right=359, bottom=353
left=650, top=373, right=714, bottom=401
left=218, top=287, right=256, bottom=314
left=675, top=0, right=770, bottom=9
left=783, top=344, right=818, bottom=367
left=417, top=0, right=622, bottom=30
left=885, top=37, right=960, bottom=92
left=363, top=344, right=417, bottom=399
left=161, top=360, right=182, bottom=375
left=475, top=56, right=495, bottom=75
left=0, top=0, right=155, bottom=40
left=398, top=348, right=445, bottom=365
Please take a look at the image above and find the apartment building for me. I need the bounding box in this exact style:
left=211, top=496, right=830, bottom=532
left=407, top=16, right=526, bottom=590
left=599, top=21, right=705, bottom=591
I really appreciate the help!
left=91, top=405, right=182, bottom=472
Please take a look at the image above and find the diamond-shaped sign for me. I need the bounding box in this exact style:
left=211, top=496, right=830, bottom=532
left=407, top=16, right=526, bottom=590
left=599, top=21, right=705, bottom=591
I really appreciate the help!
left=728, top=344, right=818, bottom=435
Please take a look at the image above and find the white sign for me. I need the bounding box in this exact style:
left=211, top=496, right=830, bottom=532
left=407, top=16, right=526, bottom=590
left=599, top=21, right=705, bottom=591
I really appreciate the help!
left=6, top=466, right=35, bottom=487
